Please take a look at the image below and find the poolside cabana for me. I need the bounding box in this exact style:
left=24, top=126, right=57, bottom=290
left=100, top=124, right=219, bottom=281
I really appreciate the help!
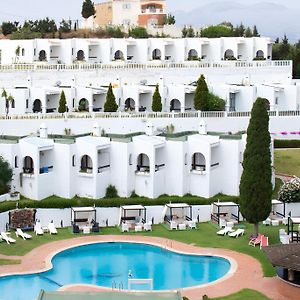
left=211, top=201, right=240, bottom=225
left=71, top=207, right=97, bottom=228
left=288, top=217, right=300, bottom=243
left=263, top=244, right=300, bottom=286
left=119, top=205, right=146, bottom=226
left=162, top=203, right=193, bottom=223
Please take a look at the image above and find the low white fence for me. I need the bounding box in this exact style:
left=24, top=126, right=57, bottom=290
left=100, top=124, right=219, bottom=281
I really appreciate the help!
left=0, top=60, right=292, bottom=73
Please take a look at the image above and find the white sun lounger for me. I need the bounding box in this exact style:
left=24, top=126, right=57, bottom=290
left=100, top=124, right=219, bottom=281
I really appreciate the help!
left=217, top=226, right=234, bottom=236
left=144, top=222, right=152, bottom=231
left=16, top=228, right=32, bottom=240
left=170, top=221, right=177, bottom=230
left=1, top=232, right=16, bottom=244
left=34, top=222, right=44, bottom=235
left=48, top=222, right=58, bottom=234
left=228, top=228, right=245, bottom=238
left=122, top=223, right=129, bottom=232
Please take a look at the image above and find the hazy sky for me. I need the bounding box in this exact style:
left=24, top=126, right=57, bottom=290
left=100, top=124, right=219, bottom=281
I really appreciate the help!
left=0, top=0, right=299, bottom=41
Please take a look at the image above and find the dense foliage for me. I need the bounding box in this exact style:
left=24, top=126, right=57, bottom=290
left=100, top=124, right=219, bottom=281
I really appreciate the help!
left=81, top=0, right=96, bottom=19
left=194, top=75, right=209, bottom=111
left=0, top=156, right=13, bottom=195
left=182, top=26, right=195, bottom=38
left=1, top=21, right=18, bottom=35
left=163, top=14, right=176, bottom=25
left=207, top=93, right=226, bottom=111
left=278, top=177, right=300, bottom=203
left=128, top=27, right=148, bottom=38
left=239, top=98, right=272, bottom=236
left=151, top=84, right=162, bottom=112
left=274, top=139, right=300, bottom=148
left=105, top=185, right=119, bottom=198
left=58, top=90, right=67, bottom=113
left=104, top=83, right=118, bottom=112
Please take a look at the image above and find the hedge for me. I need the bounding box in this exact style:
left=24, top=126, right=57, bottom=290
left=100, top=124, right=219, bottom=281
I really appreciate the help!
left=0, top=194, right=240, bottom=213
left=274, top=139, right=300, bottom=149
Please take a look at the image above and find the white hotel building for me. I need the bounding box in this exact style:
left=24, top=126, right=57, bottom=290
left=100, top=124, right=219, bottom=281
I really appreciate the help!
left=0, top=36, right=296, bottom=201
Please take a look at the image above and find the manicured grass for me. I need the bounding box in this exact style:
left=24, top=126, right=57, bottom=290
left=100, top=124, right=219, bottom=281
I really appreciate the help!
left=0, top=259, right=21, bottom=265
left=274, top=149, right=300, bottom=176
left=0, top=222, right=284, bottom=277
left=210, top=288, right=270, bottom=300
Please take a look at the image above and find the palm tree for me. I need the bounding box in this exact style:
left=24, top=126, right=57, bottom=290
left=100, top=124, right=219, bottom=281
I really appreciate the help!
left=2, top=89, right=14, bottom=116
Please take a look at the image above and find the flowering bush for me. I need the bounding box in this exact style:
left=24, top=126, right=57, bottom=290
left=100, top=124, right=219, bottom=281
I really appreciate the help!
left=278, top=177, right=300, bottom=203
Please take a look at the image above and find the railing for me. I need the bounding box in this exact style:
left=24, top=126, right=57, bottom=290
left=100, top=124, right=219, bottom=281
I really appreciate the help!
left=1, top=110, right=300, bottom=120
left=0, top=60, right=292, bottom=72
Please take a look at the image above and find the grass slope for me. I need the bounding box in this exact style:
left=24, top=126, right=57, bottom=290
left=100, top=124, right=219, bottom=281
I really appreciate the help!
left=211, top=288, right=270, bottom=300
left=274, top=149, right=300, bottom=176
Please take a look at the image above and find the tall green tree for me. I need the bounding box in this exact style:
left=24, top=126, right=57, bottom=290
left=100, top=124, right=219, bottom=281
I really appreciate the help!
left=194, top=75, right=209, bottom=111
left=253, top=25, right=259, bottom=37
left=1, top=89, right=14, bottom=116
left=239, top=97, right=272, bottom=237
left=152, top=84, right=162, bottom=112
left=0, top=156, right=13, bottom=195
left=81, top=0, right=96, bottom=19
left=58, top=90, right=67, bottom=113
left=104, top=83, right=118, bottom=112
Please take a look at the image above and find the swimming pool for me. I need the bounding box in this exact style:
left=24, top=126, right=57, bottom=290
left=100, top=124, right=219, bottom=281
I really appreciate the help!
left=0, top=242, right=231, bottom=300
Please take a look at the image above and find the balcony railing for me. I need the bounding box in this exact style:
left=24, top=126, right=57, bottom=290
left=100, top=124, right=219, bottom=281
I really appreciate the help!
left=0, top=60, right=291, bottom=73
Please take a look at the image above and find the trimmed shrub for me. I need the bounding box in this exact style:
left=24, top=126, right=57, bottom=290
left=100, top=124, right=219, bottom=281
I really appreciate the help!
left=207, top=93, right=225, bottom=111
left=105, top=185, right=119, bottom=198
left=58, top=90, right=67, bottom=113
left=278, top=177, right=300, bottom=203
left=152, top=84, right=162, bottom=112
left=130, top=190, right=139, bottom=198
left=0, top=156, right=13, bottom=195
left=274, top=139, right=300, bottom=149
left=104, top=83, right=118, bottom=112
left=194, top=75, right=209, bottom=111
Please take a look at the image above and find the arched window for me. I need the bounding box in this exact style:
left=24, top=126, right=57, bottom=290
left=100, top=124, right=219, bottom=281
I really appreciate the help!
left=80, top=155, right=93, bottom=173
left=77, top=50, right=85, bottom=61
left=170, top=99, right=181, bottom=112
left=33, top=99, right=42, bottom=113
left=224, top=49, right=235, bottom=60
left=191, top=153, right=206, bottom=171
left=78, top=98, right=89, bottom=112
left=136, top=153, right=150, bottom=173
left=125, top=98, right=135, bottom=111
left=23, top=156, right=34, bottom=174
left=14, top=156, right=18, bottom=168
left=188, top=49, right=198, bottom=60
left=152, top=49, right=161, bottom=60
left=114, top=50, right=124, bottom=60
left=72, top=155, right=76, bottom=167
left=39, top=50, right=47, bottom=61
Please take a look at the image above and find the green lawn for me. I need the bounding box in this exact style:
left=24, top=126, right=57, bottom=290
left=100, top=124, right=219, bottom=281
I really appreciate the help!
left=274, top=149, right=300, bottom=176
left=210, top=288, right=270, bottom=300
left=0, top=258, right=21, bottom=265
left=0, top=222, right=284, bottom=277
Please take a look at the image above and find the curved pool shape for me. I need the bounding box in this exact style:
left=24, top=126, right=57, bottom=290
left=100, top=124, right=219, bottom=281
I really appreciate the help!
left=0, top=242, right=231, bottom=300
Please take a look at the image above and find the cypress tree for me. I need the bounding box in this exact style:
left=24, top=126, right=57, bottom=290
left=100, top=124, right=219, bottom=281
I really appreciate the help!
left=239, top=97, right=272, bottom=237
left=0, top=156, right=13, bottom=195
left=58, top=90, right=67, bottom=113
left=104, top=83, right=118, bottom=112
left=81, top=0, right=96, bottom=19
left=152, top=84, right=162, bottom=112
left=194, top=74, right=209, bottom=111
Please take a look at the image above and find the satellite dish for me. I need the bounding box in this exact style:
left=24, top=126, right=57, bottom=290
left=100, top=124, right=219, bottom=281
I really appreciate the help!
left=55, top=81, right=62, bottom=87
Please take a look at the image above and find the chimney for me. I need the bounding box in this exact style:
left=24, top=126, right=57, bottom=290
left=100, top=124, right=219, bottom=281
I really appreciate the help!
left=92, top=122, right=101, bottom=137
left=40, top=123, right=48, bottom=139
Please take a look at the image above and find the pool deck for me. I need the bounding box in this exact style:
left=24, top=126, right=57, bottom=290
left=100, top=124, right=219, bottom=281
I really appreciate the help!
left=0, top=235, right=299, bottom=300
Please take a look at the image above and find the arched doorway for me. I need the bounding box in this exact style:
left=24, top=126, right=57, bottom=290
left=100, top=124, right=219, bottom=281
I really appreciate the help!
left=188, top=49, right=198, bottom=60
left=136, top=153, right=150, bottom=173
left=39, top=50, right=47, bottom=61
left=77, top=50, right=85, bottom=61
left=114, top=50, right=124, bottom=60
left=78, top=98, right=89, bottom=111
left=33, top=99, right=42, bottom=113
left=191, top=152, right=206, bottom=171
left=170, top=99, right=181, bottom=112
left=256, top=50, right=265, bottom=59
left=80, top=155, right=93, bottom=173
left=152, top=49, right=161, bottom=60
left=23, top=156, right=34, bottom=174
left=224, top=49, right=235, bottom=60
left=125, top=98, right=135, bottom=111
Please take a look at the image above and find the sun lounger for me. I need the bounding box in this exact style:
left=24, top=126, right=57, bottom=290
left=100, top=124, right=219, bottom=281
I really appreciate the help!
left=228, top=228, right=245, bottom=238
left=187, top=219, right=197, bottom=229
left=217, top=226, right=234, bottom=236
left=260, top=235, right=269, bottom=249
left=34, top=222, right=44, bottom=235
left=48, top=222, right=58, bottom=234
left=249, top=234, right=263, bottom=246
left=144, top=222, right=152, bottom=231
left=1, top=232, right=16, bottom=244
left=16, top=228, right=32, bottom=240
left=122, top=223, right=129, bottom=232
left=170, top=221, right=177, bottom=230
left=178, top=223, right=187, bottom=230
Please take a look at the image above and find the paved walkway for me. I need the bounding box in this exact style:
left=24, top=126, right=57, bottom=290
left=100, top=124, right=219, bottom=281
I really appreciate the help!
left=0, top=235, right=299, bottom=300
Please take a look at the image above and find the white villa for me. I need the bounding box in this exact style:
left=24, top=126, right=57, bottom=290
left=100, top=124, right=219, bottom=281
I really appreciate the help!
left=0, top=122, right=252, bottom=200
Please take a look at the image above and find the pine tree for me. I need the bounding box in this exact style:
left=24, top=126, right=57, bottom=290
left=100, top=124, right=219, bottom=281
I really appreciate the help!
left=239, top=97, right=272, bottom=237
left=152, top=84, right=162, bottom=112
left=58, top=90, right=67, bottom=113
left=81, top=0, right=96, bottom=19
left=245, top=27, right=252, bottom=37
left=194, top=75, right=209, bottom=111
left=104, top=83, right=118, bottom=112
left=253, top=25, right=259, bottom=37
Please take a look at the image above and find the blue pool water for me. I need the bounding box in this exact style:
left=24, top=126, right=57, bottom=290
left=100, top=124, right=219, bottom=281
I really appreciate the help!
left=0, top=242, right=230, bottom=300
